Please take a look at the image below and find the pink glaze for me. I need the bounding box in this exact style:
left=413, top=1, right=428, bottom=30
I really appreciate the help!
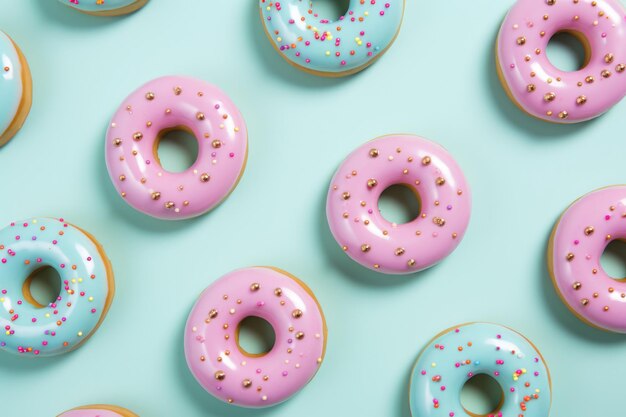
left=497, top=0, right=626, bottom=123
left=58, top=410, right=123, bottom=417
left=549, top=186, right=626, bottom=333
left=184, top=267, right=326, bottom=408
left=105, top=76, right=248, bottom=220
left=326, top=135, right=471, bottom=274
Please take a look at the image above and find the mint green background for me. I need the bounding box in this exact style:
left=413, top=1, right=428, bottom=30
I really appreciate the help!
left=1, top=1, right=626, bottom=416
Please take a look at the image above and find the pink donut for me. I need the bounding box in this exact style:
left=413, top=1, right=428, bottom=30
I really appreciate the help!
left=326, top=135, right=471, bottom=274
left=105, top=76, right=248, bottom=220
left=184, top=267, right=327, bottom=408
left=548, top=186, right=626, bottom=333
left=497, top=0, right=626, bottom=123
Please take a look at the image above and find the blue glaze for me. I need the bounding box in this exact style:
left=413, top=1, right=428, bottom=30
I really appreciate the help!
left=0, top=218, right=113, bottom=357
left=259, top=0, right=404, bottom=75
left=0, top=31, right=23, bottom=138
left=410, top=323, right=551, bottom=417
left=58, top=0, right=145, bottom=13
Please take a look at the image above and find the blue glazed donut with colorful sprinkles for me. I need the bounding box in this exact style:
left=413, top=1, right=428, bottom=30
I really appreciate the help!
left=259, top=0, right=405, bottom=76
left=0, top=218, right=114, bottom=357
left=58, top=0, right=148, bottom=16
left=409, top=323, right=551, bottom=417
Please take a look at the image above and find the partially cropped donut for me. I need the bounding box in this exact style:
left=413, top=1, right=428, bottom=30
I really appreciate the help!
left=184, top=267, right=326, bottom=407
left=259, top=0, right=405, bottom=76
left=0, top=218, right=114, bottom=356
left=57, top=0, right=149, bottom=16
left=497, top=0, right=626, bottom=123
left=410, top=323, right=551, bottom=417
left=326, top=134, right=471, bottom=274
left=58, top=405, right=138, bottom=417
left=0, top=31, right=32, bottom=146
left=105, top=76, right=248, bottom=220
left=548, top=186, right=626, bottom=333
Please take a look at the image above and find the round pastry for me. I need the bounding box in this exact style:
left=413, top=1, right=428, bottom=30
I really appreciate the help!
left=105, top=76, right=248, bottom=220
left=326, top=134, right=471, bottom=274
left=0, top=218, right=114, bottom=356
left=184, top=267, right=327, bottom=408
left=0, top=31, right=32, bottom=147
left=548, top=186, right=626, bottom=333
left=259, top=0, right=405, bottom=77
left=58, top=405, right=138, bottom=417
left=496, top=0, right=626, bottom=123
left=57, top=0, right=148, bottom=16
left=409, top=323, right=551, bottom=417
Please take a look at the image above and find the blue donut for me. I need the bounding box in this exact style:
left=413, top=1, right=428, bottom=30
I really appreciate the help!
left=410, top=323, right=551, bottom=417
left=259, top=0, right=405, bottom=76
left=0, top=218, right=114, bottom=356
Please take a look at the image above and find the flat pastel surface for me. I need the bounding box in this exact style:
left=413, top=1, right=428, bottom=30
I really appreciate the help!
left=0, top=1, right=625, bottom=416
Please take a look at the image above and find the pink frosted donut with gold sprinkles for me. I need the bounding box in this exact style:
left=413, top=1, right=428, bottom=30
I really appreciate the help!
left=496, top=0, right=626, bottom=123
left=326, top=135, right=471, bottom=274
left=184, top=267, right=327, bottom=408
left=105, top=76, right=248, bottom=220
left=548, top=186, right=626, bottom=333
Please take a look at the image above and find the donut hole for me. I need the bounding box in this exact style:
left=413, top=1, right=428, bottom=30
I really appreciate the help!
left=236, top=316, right=276, bottom=357
left=460, top=374, right=504, bottom=417
left=22, top=266, right=62, bottom=308
left=378, top=184, right=421, bottom=225
left=600, top=240, right=626, bottom=281
left=546, top=31, right=590, bottom=72
left=311, top=0, right=351, bottom=22
left=154, top=126, right=199, bottom=173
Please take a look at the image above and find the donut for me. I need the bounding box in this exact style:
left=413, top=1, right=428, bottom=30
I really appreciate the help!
left=57, top=0, right=149, bottom=16
left=105, top=76, right=248, bottom=220
left=547, top=186, right=626, bottom=333
left=326, top=134, right=471, bottom=274
left=58, top=405, right=138, bottom=417
left=259, top=0, right=405, bottom=77
left=0, top=31, right=32, bottom=147
left=409, top=323, right=551, bottom=417
left=496, top=0, right=626, bottom=123
left=184, top=267, right=327, bottom=407
left=0, top=218, right=114, bottom=356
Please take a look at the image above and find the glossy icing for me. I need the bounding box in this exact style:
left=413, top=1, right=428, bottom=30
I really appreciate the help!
left=59, top=410, right=123, bottom=417
left=259, top=0, right=404, bottom=75
left=410, top=323, right=551, bottom=417
left=0, top=218, right=113, bottom=356
left=548, top=186, right=626, bottom=333
left=184, top=267, right=326, bottom=408
left=326, top=135, right=471, bottom=274
left=497, top=0, right=626, bottom=123
left=0, top=31, right=25, bottom=141
left=58, top=0, right=147, bottom=14
left=58, top=405, right=138, bottom=417
left=105, top=76, right=248, bottom=220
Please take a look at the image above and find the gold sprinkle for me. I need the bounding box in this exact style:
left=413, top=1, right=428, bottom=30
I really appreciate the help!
left=342, top=192, right=350, bottom=200
left=151, top=192, right=161, bottom=200
left=584, top=226, right=594, bottom=235
left=200, top=173, right=210, bottom=182
left=581, top=298, right=589, bottom=306
left=604, top=306, right=610, bottom=312
left=572, top=282, right=582, bottom=290
left=395, top=248, right=405, bottom=256
left=433, top=217, right=446, bottom=227
left=133, top=132, right=143, bottom=141
left=119, top=175, right=126, bottom=181
left=585, top=76, right=595, bottom=84
left=165, top=201, right=175, bottom=209
left=566, top=253, right=575, bottom=261
left=527, top=84, right=536, bottom=92
left=558, top=111, right=569, bottom=120
left=274, top=288, right=282, bottom=297
left=361, top=244, right=371, bottom=252
left=295, top=331, right=304, bottom=340
left=215, top=371, right=226, bottom=381
left=209, top=309, right=218, bottom=319
left=544, top=92, right=556, bottom=102
left=605, top=53, right=615, bottom=64
left=174, top=87, right=182, bottom=95
left=422, top=156, right=431, bottom=166
left=407, top=259, right=416, bottom=267
left=436, top=177, right=446, bottom=186
left=196, top=112, right=205, bottom=120
left=616, top=64, right=625, bottom=73
left=250, top=283, right=260, bottom=292
left=145, top=92, right=155, bottom=100
left=576, top=95, right=587, bottom=105
left=242, top=379, right=252, bottom=388
left=601, top=70, right=612, bottom=78
left=113, top=138, right=122, bottom=146
left=367, top=178, right=378, bottom=189
left=516, top=36, right=526, bottom=45
left=292, top=309, right=303, bottom=319
left=369, top=148, right=379, bottom=157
